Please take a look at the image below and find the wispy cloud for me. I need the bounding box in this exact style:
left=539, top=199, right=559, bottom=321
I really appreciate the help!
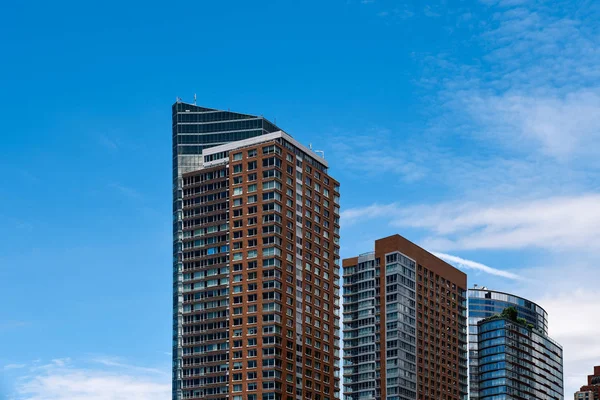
left=427, top=0, right=600, bottom=162
left=342, top=194, right=600, bottom=252
left=108, top=183, right=142, bottom=200
left=375, top=6, right=415, bottom=20
left=98, top=134, right=119, bottom=151
left=4, top=364, right=26, bottom=371
left=11, top=357, right=169, bottom=400
left=91, top=356, right=168, bottom=375
left=329, top=129, right=426, bottom=182
left=0, top=321, right=29, bottom=331
left=434, top=252, right=522, bottom=280
left=423, top=5, right=441, bottom=17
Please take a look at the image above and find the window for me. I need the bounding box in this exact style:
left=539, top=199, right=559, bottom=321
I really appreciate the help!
left=233, top=164, right=242, bottom=174
left=248, top=161, right=257, bottom=171
left=233, top=187, right=243, bottom=196
left=263, top=157, right=282, bottom=168
left=263, top=180, right=282, bottom=190
left=233, top=152, right=243, bottom=161
left=263, top=145, right=281, bottom=155
left=248, top=149, right=257, bottom=157
left=263, top=169, right=281, bottom=179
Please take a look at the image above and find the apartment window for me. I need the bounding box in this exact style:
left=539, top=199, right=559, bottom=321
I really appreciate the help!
left=263, top=157, right=282, bottom=168
left=233, top=152, right=243, bottom=161
left=233, top=164, right=242, bottom=174
left=263, top=145, right=281, bottom=155
left=263, top=169, right=281, bottom=179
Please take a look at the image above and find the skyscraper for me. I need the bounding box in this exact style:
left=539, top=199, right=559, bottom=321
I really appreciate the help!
left=476, top=310, right=563, bottom=399
left=575, top=366, right=600, bottom=400
left=173, top=109, right=341, bottom=400
left=342, top=235, right=468, bottom=400
left=467, top=287, right=549, bottom=399
left=172, top=101, right=284, bottom=399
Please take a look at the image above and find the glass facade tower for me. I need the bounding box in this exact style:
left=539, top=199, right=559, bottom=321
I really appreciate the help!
left=467, top=288, right=549, bottom=399
left=477, top=317, right=563, bottom=399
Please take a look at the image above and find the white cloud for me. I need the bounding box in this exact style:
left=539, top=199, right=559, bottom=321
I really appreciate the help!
left=329, top=129, right=427, bottom=183
left=342, top=194, right=600, bottom=252
left=448, top=1, right=600, bottom=161
left=464, top=90, right=600, bottom=160
left=11, top=358, right=170, bottom=400
left=434, top=252, right=522, bottom=280
left=540, top=289, right=600, bottom=362
left=91, top=356, right=168, bottom=375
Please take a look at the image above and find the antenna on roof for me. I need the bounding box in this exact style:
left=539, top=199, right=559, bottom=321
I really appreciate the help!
left=194, top=94, right=197, bottom=105
left=315, top=150, right=325, bottom=159
left=176, top=97, right=182, bottom=103
left=309, top=143, right=313, bottom=150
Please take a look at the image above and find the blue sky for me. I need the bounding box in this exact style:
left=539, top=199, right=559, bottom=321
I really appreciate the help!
left=1, top=0, right=599, bottom=398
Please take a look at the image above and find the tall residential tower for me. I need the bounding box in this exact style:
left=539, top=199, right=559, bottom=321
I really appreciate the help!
left=342, top=235, right=468, bottom=400
left=173, top=101, right=284, bottom=399
left=173, top=105, right=341, bottom=400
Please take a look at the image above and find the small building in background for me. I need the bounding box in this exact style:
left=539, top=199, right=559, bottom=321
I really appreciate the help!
left=575, top=366, right=600, bottom=400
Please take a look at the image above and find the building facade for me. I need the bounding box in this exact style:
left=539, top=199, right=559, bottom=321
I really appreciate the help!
left=172, top=101, right=284, bottom=399
left=575, top=391, right=595, bottom=400
left=476, top=316, right=563, bottom=399
left=342, top=235, right=468, bottom=400
left=175, top=125, right=341, bottom=400
left=575, top=366, right=600, bottom=400
left=468, top=287, right=549, bottom=399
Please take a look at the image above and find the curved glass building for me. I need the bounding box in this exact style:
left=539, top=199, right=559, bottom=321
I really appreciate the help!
left=469, top=287, right=548, bottom=335
left=468, top=287, right=562, bottom=399
left=477, top=316, right=563, bottom=399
